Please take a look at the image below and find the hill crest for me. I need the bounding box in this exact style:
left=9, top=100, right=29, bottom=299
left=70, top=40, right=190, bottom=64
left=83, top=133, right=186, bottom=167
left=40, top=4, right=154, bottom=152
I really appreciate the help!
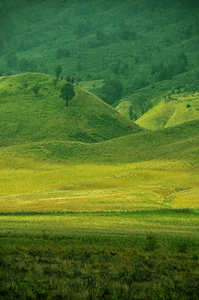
left=0, top=73, right=142, bottom=147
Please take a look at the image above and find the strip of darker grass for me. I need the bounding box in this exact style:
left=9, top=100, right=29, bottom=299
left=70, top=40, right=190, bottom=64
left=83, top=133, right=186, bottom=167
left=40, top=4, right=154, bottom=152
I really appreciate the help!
left=0, top=208, right=193, bottom=216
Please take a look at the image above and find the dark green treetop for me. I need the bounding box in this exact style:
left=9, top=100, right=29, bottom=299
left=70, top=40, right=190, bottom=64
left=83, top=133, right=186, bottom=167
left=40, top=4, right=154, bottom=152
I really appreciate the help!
left=60, top=83, right=75, bottom=107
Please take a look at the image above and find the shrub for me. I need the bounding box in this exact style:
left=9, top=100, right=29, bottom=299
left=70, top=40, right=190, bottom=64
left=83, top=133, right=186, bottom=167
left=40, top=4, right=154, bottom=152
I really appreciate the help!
left=145, top=232, right=157, bottom=251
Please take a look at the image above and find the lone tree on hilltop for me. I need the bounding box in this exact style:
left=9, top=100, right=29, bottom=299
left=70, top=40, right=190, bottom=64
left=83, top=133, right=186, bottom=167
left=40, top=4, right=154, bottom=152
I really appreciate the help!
left=60, top=83, right=75, bottom=107
left=55, top=65, right=62, bottom=80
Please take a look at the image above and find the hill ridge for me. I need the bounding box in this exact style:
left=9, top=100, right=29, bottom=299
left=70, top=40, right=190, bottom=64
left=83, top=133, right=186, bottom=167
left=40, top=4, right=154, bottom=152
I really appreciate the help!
left=135, top=93, right=199, bottom=130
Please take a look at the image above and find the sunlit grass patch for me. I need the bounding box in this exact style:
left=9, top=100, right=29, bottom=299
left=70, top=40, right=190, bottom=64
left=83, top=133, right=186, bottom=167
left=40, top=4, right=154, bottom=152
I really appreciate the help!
left=1, top=160, right=198, bottom=213
left=136, top=92, right=199, bottom=130
left=171, top=189, right=199, bottom=209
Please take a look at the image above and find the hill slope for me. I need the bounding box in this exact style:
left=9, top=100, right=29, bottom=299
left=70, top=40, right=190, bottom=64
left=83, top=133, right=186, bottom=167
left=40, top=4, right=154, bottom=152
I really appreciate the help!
left=0, top=73, right=142, bottom=147
left=1, top=119, right=198, bottom=166
left=135, top=92, right=199, bottom=130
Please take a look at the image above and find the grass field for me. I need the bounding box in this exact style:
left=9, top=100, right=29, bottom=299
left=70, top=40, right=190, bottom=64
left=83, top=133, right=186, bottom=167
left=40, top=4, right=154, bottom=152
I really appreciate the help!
left=1, top=210, right=199, bottom=299
left=0, top=158, right=199, bottom=299
left=0, top=160, right=198, bottom=211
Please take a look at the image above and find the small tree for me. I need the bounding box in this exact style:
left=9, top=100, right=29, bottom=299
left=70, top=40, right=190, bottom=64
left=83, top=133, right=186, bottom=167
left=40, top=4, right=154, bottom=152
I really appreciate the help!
left=55, top=65, right=62, bottom=80
left=32, top=84, right=40, bottom=97
left=60, top=83, right=75, bottom=107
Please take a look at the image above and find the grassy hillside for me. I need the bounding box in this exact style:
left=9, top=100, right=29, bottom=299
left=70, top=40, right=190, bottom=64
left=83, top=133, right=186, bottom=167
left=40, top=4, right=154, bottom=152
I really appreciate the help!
left=0, top=73, right=141, bottom=147
left=0, top=118, right=198, bottom=211
left=4, top=118, right=197, bottom=165
left=135, top=91, right=199, bottom=130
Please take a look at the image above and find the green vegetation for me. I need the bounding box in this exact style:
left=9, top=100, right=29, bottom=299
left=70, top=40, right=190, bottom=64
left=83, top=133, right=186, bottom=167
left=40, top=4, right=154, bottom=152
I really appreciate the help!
left=136, top=92, right=199, bottom=130
left=0, top=72, right=198, bottom=299
left=0, top=0, right=199, bottom=297
left=1, top=0, right=199, bottom=116
left=54, top=65, right=62, bottom=81
left=0, top=73, right=141, bottom=147
left=60, top=82, right=75, bottom=107
left=0, top=231, right=198, bottom=299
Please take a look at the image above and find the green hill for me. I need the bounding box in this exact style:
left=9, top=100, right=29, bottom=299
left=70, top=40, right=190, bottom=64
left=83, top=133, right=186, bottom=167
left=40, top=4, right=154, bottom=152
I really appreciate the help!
left=0, top=73, right=142, bottom=147
left=135, top=92, right=199, bottom=130
left=1, top=118, right=198, bottom=167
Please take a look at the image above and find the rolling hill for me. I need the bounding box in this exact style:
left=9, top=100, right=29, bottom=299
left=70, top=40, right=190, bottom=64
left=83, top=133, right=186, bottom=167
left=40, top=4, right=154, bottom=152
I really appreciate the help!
left=135, top=92, right=199, bottom=130
left=0, top=73, right=198, bottom=211
left=0, top=118, right=198, bottom=210
left=0, top=73, right=142, bottom=147
left=2, top=118, right=198, bottom=165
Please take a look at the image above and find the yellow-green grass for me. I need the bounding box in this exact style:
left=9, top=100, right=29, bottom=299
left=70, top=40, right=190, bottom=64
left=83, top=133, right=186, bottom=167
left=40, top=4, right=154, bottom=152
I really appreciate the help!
left=0, top=210, right=198, bottom=238
left=1, top=117, right=198, bottom=166
left=115, top=101, right=134, bottom=119
left=136, top=92, right=199, bottom=130
left=170, top=189, right=199, bottom=209
left=0, top=159, right=198, bottom=213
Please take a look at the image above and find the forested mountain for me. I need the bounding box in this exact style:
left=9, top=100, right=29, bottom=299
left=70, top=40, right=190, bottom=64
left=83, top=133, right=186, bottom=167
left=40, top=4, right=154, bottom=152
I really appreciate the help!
left=0, top=0, right=199, bottom=117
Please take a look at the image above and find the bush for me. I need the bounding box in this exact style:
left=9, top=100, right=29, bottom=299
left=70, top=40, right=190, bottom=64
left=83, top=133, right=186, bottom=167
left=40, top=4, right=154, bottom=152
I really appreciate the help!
left=145, top=232, right=157, bottom=251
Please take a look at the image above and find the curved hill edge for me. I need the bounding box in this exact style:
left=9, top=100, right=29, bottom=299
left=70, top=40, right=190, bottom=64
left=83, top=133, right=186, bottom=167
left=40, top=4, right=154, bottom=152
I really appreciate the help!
left=1, top=119, right=198, bottom=166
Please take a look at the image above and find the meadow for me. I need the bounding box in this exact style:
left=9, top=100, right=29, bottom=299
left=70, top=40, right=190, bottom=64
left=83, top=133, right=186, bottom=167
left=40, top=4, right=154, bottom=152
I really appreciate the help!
left=0, top=157, right=199, bottom=299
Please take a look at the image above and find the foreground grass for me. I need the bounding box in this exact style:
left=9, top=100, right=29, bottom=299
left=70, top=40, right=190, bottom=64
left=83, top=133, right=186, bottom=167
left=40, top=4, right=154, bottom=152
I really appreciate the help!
left=0, top=153, right=198, bottom=298
left=0, top=217, right=199, bottom=300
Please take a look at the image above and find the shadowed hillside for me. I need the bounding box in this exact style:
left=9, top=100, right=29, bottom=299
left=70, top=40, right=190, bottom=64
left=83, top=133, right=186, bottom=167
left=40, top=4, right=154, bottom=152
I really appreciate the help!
left=1, top=119, right=198, bottom=167
left=0, top=73, right=142, bottom=147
